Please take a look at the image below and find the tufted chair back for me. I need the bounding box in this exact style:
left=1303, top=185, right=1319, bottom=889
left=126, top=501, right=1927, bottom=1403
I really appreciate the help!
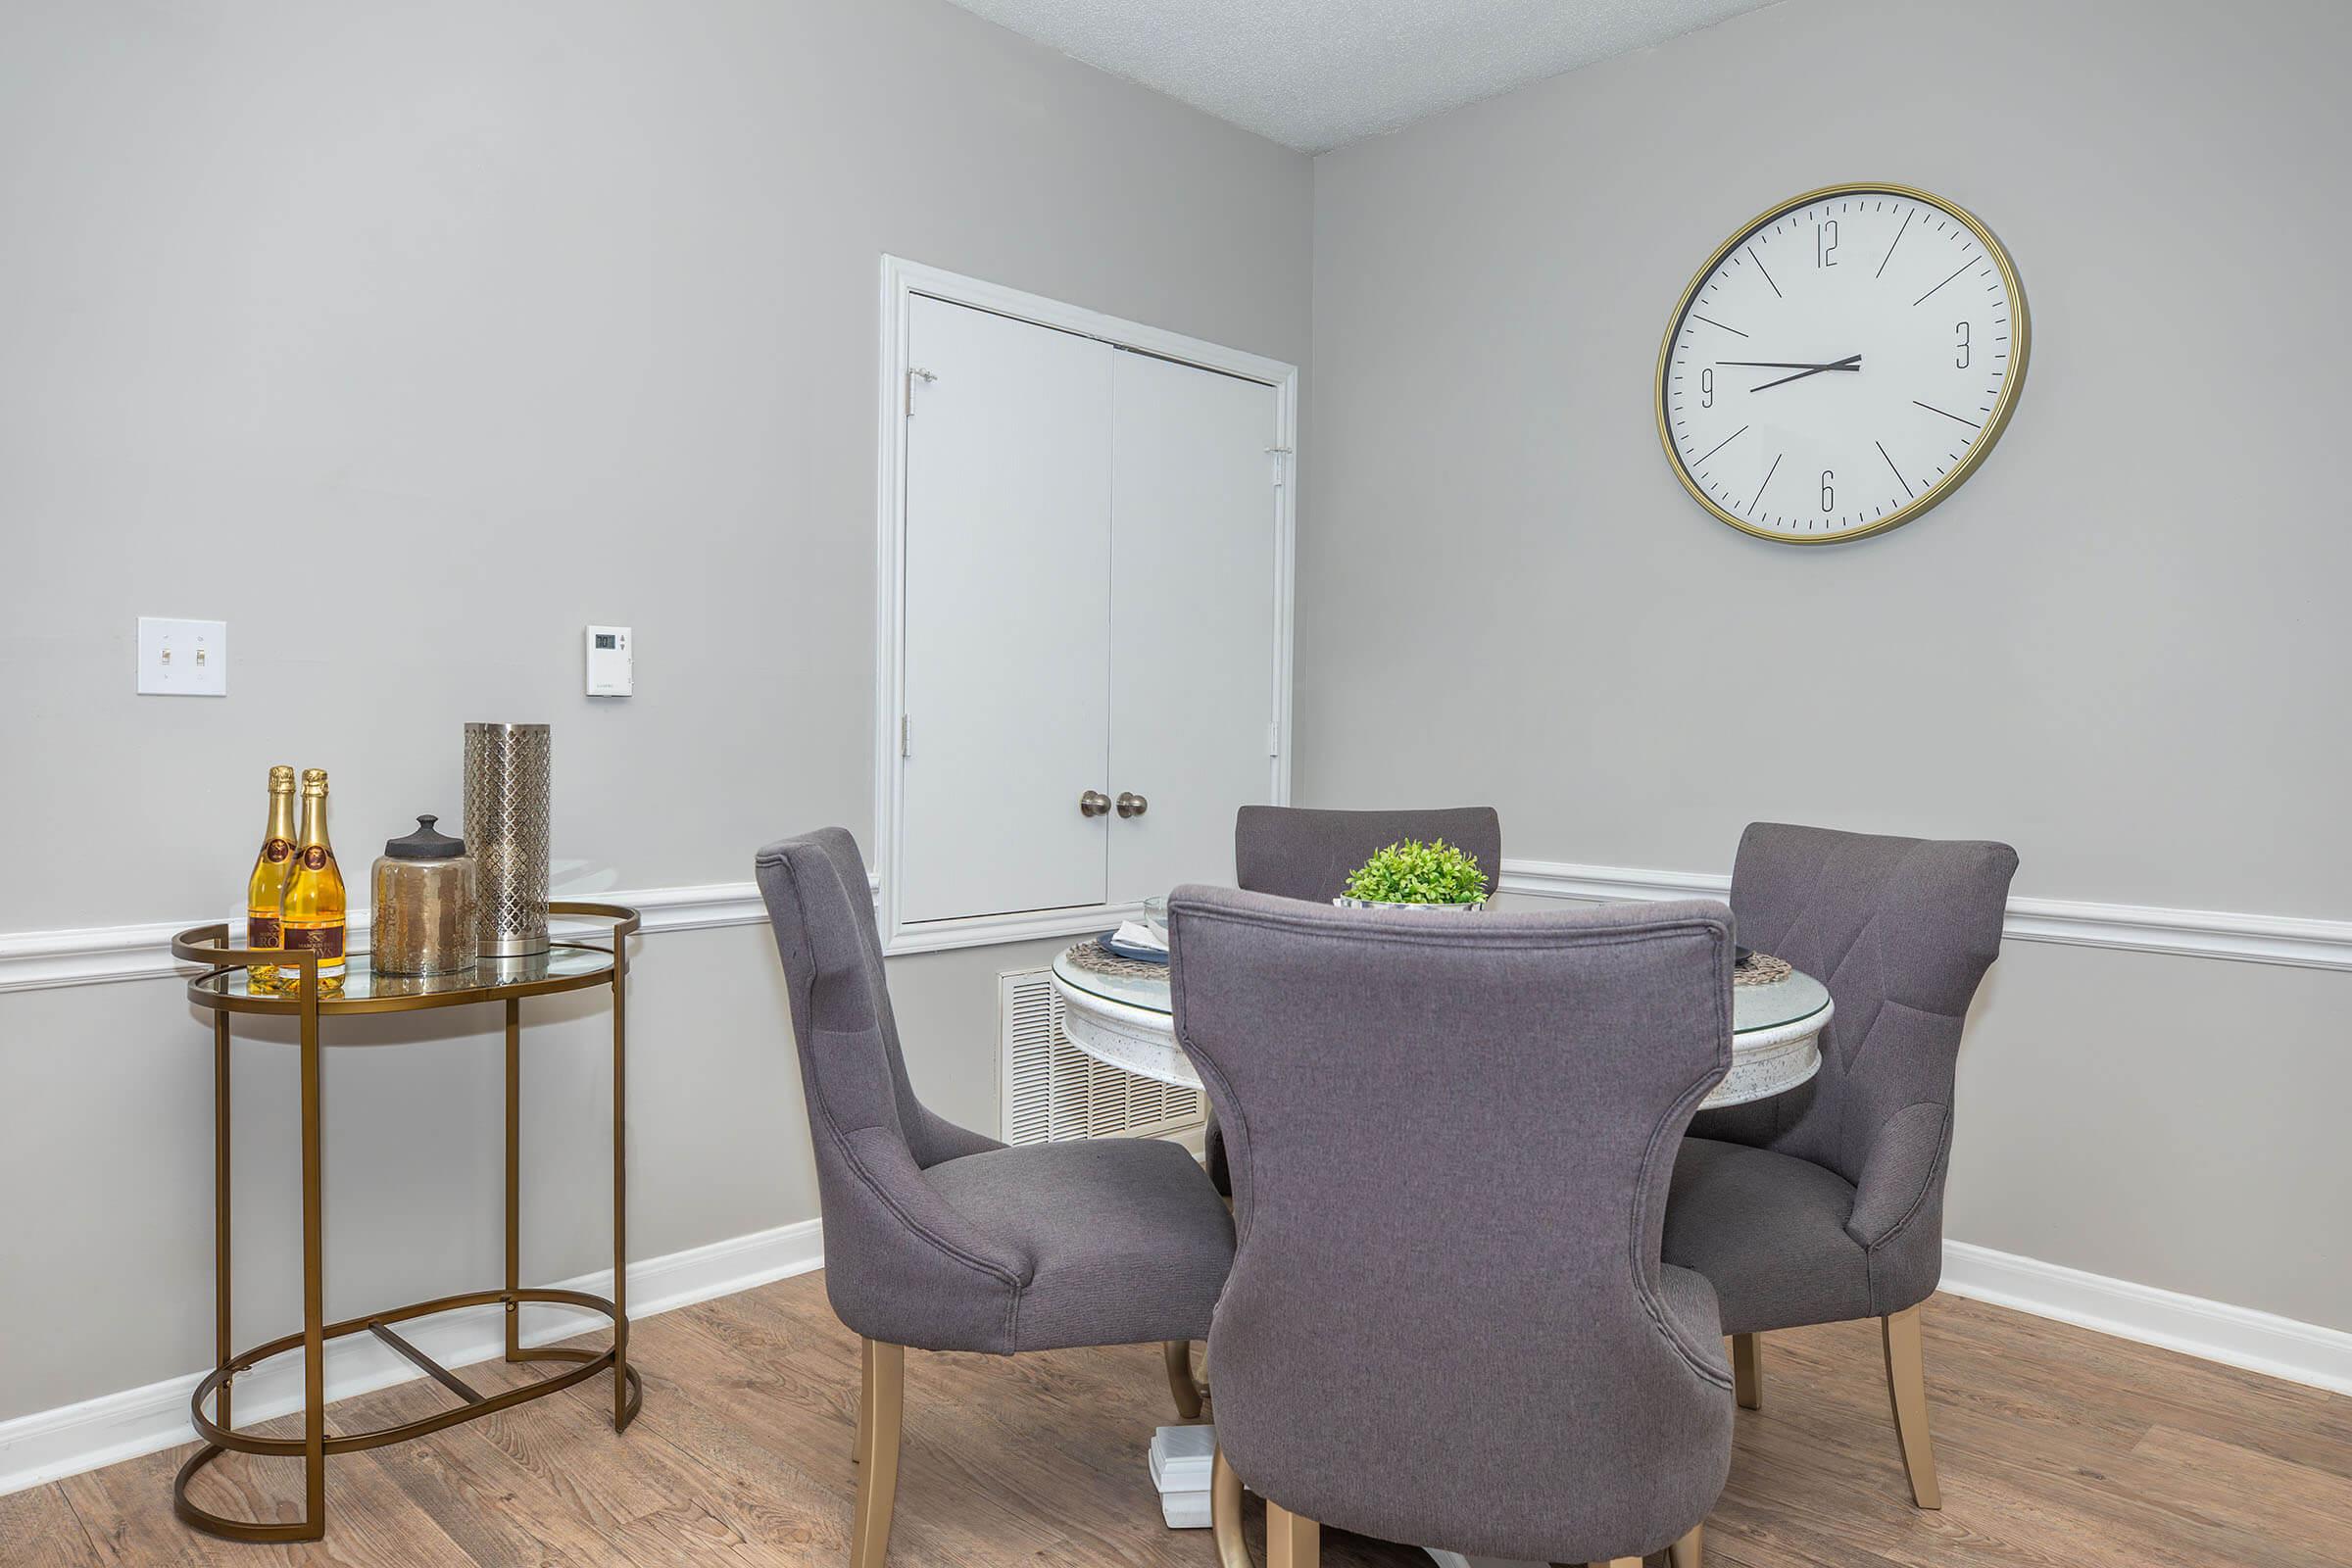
left=1690, top=821, right=2018, bottom=1302
left=755, top=828, right=1011, bottom=1348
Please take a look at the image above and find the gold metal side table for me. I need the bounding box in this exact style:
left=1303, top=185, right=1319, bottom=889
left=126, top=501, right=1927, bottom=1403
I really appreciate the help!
left=169, top=902, right=643, bottom=1544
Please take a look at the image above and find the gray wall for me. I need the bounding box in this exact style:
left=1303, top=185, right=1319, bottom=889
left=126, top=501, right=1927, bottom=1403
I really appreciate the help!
left=0, top=0, right=1308, bottom=1421
left=5, top=0, right=2344, bottom=1436
left=1303, top=0, right=2352, bottom=1328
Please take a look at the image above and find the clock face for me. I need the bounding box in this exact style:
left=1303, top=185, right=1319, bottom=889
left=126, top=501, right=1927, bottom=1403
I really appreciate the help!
left=1657, top=184, right=2029, bottom=544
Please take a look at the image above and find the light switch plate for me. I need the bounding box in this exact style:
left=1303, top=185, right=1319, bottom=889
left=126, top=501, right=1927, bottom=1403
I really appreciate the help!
left=585, top=625, right=632, bottom=697
left=137, top=617, right=228, bottom=696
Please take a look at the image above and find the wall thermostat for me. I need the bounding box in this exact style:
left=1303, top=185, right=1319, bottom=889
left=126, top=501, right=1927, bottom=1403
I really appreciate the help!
left=585, top=625, right=633, bottom=697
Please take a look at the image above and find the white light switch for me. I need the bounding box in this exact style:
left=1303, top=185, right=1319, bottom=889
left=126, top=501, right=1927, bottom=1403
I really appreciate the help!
left=137, top=617, right=228, bottom=696
left=585, top=625, right=632, bottom=697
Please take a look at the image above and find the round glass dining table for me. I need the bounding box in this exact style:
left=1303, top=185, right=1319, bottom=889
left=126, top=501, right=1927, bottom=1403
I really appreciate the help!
left=1050, top=940, right=1832, bottom=1109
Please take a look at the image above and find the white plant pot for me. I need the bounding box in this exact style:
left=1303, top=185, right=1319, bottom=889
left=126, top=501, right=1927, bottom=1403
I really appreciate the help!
left=1332, top=898, right=1486, bottom=912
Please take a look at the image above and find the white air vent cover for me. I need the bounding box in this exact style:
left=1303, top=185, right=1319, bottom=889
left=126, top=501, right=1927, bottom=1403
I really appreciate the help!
left=1000, top=969, right=1204, bottom=1146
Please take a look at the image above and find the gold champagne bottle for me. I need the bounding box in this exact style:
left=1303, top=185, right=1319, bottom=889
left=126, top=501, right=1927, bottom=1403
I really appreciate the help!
left=245, top=764, right=299, bottom=992
left=280, top=768, right=348, bottom=995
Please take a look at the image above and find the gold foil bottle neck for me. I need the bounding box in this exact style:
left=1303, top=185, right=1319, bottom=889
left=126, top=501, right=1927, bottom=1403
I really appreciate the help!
left=269, top=764, right=296, bottom=792
left=301, top=767, right=329, bottom=796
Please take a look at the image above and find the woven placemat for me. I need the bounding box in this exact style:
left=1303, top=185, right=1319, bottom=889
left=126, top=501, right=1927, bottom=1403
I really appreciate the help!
left=1063, top=939, right=1171, bottom=981
left=1735, top=951, right=1791, bottom=987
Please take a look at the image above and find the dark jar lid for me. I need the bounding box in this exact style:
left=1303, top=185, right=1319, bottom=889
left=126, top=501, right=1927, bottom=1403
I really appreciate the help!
left=384, top=814, right=466, bottom=860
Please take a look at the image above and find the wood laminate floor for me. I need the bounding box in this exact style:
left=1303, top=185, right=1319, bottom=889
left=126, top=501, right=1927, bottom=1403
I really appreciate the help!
left=7, top=1274, right=2348, bottom=1566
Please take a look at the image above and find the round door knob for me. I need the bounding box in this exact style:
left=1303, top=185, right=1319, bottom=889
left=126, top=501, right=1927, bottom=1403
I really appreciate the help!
left=1078, top=790, right=1111, bottom=818
left=1116, top=791, right=1149, bottom=818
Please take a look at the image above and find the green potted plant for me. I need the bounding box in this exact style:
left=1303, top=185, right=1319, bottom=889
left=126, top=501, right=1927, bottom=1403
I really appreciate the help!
left=1337, top=838, right=1490, bottom=911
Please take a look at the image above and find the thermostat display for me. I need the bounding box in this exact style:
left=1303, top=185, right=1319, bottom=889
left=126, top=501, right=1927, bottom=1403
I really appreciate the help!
left=585, top=625, right=632, bottom=697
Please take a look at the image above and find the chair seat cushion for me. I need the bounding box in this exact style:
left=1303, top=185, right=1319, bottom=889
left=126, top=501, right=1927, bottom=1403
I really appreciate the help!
left=1663, top=1137, right=1871, bottom=1335
left=923, top=1137, right=1234, bottom=1351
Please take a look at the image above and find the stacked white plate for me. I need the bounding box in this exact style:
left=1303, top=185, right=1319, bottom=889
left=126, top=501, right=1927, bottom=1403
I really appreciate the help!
left=1148, top=1423, right=1216, bottom=1529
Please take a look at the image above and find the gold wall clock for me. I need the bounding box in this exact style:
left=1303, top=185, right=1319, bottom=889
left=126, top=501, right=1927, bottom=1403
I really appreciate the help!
left=1656, top=183, right=2030, bottom=544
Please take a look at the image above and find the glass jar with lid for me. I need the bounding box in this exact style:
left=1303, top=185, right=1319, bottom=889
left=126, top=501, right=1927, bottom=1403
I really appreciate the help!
left=371, top=815, right=478, bottom=977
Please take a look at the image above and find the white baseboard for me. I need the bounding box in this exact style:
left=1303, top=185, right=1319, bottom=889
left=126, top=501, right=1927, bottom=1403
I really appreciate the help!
left=1940, top=1239, right=2352, bottom=1397
left=7, top=1218, right=2345, bottom=1502
left=0, top=1217, right=824, bottom=1498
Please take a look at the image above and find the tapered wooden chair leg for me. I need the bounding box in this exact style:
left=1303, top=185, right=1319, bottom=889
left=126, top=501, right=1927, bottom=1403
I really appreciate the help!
left=852, top=1340, right=905, bottom=1566
left=1164, top=1339, right=1204, bottom=1420
left=1669, top=1522, right=1704, bottom=1567
left=1212, top=1445, right=1251, bottom=1568
left=1265, top=1499, right=1319, bottom=1568
left=1730, top=1333, right=1762, bottom=1410
left=1882, top=1305, right=1942, bottom=1509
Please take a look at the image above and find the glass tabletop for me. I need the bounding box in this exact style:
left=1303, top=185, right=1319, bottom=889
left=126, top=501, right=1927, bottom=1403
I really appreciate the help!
left=193, top=943, right=616, bottom=1008
left=1051, top=946, right=1178, bottom=1015
left=1050, top=943, right=1830, bottom=1034
left=1732, top=966, right=1829, bottom=1032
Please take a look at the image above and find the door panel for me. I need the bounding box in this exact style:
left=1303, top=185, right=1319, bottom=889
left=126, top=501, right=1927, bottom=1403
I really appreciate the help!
left=1106, top=351, right=1282, bottom=903
left=901, top=297, right=1110, bottom=923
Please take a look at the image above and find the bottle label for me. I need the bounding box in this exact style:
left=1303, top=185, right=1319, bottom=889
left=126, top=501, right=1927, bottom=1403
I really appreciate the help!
left=299, top=846, right=330, bottom=871
left=249, top=914, right=282, bottom=950
left=264, top=838, right=293, bottom=864
left=283, top=925, right=345, bottom=960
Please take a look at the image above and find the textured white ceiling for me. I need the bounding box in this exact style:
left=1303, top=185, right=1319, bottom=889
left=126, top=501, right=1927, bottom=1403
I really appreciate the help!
left=943, top=0, right=1783, bottom=153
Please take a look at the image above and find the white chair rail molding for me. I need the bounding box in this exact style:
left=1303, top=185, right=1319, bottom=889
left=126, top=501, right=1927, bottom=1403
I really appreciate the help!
left=8, top=862, right=2346, bottom=996
left=2, top=0, right=2345, bottom=1566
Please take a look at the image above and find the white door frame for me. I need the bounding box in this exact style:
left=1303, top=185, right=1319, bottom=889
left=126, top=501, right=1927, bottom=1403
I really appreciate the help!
left=873, top=255, right=1298, bottom=956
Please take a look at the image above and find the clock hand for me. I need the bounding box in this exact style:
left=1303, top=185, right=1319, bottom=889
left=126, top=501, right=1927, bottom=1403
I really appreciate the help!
left=1748, top=355, right=1864, bottom=392
left=1717, top=357, right=1865, bottom=370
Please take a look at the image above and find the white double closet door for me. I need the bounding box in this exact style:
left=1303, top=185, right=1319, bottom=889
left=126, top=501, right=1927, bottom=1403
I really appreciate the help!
left=900, top=295, right=1283, bottom=925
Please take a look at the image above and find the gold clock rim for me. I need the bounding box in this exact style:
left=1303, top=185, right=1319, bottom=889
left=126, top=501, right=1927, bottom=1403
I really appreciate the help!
left=1653, top=181, right=2032, bottom=546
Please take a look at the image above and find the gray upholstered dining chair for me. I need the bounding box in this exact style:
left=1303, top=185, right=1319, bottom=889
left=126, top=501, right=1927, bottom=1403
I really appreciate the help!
left=1211, top=805, right=1504, bottom=1192
left=1233, top=804, right=1501, bottom=905
left=754, top=828, right=1236, bottom=1567
left=1168, top=886, right=1735, bottom=1568
left=1665, top=821, right=2017, bottom=1510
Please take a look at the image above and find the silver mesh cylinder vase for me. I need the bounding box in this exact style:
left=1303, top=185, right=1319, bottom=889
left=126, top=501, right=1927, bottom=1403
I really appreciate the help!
left=463, top=722, right=552, bottom=957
